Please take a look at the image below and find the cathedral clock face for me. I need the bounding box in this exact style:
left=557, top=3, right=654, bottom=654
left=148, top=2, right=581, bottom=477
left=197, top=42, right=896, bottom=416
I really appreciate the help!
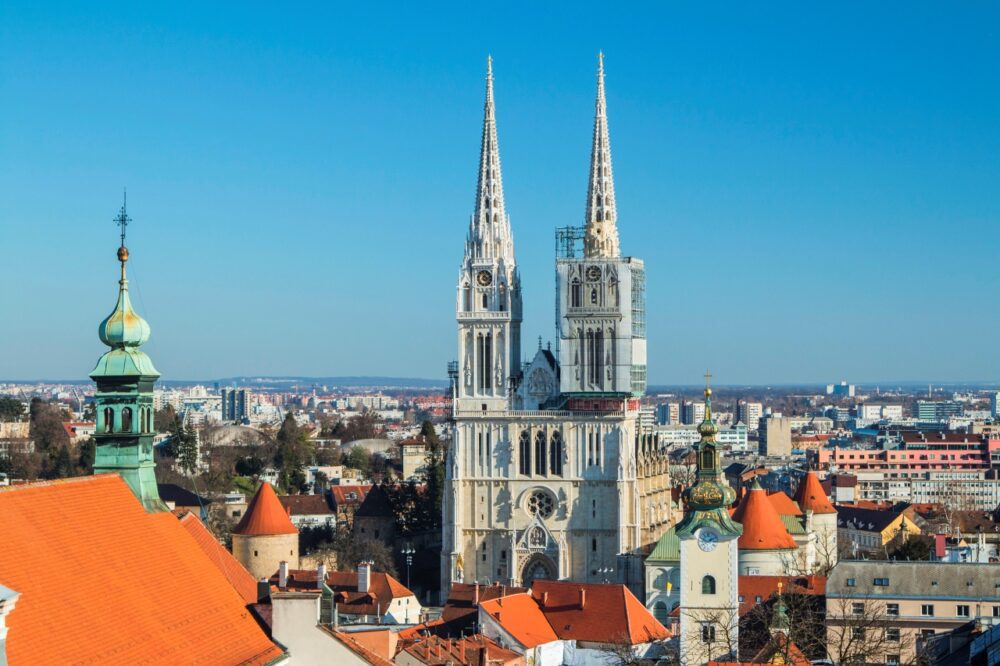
left=697, top=528, right=719, bottom=552
left=585, top=265, right=602, bottom=282
left=476, top=270, right=493, bottom=286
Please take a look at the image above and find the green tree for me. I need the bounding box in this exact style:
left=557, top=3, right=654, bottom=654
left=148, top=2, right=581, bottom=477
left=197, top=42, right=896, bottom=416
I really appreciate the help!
left=154, top=405, right=177, bottom=433
left=345, top=445, right=371, bottom=476
left=420, top=420, right=440, bottom=449
left=274, top=414, right=313, bottom=493
left=423, top=443, right=446, bottom=530
left=29, top=398, right=70, bottom=454
left=164, top=417, right=199, bottom=475
left=890, top=536, right=931, bottom=561
left=0, top=397, right=25, bottom=422
left=77, top=437, right=95, bottom=474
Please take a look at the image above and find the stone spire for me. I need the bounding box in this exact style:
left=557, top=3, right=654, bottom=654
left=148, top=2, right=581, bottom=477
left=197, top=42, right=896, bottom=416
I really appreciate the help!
left=584, top=52, right=620, bottom=258
left=467, top=56, right=513, bottom=263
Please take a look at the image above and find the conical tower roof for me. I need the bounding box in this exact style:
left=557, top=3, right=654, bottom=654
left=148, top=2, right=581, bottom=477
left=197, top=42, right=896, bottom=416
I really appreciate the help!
left=793, top=471, right=836, bottom=514
left=233, top=482, right=297, bottom=536
left=732, top=480, right=797, bottom=550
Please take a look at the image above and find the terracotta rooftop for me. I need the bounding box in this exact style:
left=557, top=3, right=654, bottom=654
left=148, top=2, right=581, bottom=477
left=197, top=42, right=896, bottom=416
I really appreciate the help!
left=277, top=492, right=335, bottom=516
left=0, top=474, right=284, bottom=665
left=274, top=568, right=415, bottom=617
left=330, top=484, right=371, bottom=507
left=732, top=482, right=797, bottom=551
left=400, top=634, right=521, bottom=665
left=766, top=491, right=803, bottom=516
left=793, top=471, right=836, bottom=514
left=478, top=593, right=558, bottom=648
left=179, top=512, right=259, bottom=605
left=233, top=482, right=298, bottom=536
left=531, top=580, right=671, bottom=644
left=737, top=575, right=827, bottom=616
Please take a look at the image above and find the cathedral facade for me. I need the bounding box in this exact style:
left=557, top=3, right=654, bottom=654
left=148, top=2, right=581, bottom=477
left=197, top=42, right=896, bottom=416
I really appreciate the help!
left=442, top=57, right=673, bottom=595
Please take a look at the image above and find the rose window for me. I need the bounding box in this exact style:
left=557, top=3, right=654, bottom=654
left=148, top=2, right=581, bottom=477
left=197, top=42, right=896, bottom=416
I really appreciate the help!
left=526, top=491, right=554, bottom=519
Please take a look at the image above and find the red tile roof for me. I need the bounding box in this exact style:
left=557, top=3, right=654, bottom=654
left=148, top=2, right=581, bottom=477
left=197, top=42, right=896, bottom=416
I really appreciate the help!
left=277, top=492, right=335, bottom=516
left=400, top=634, right=522, bottom=665
left=330, top=484, right=371, bottom=507
left=479, top=593, right=559, bottom=648
left=737, top=575, right=826, bottom=616
left=766, top=491, right=803, bottom=516
left=793, top=471, right=836, bottom=514
left=275, top=568, right=415, bottom=617
left=531, top=581, right=670, bottom=644
left=0, top=474, right=284, bottom=665
left=179, top=512, right=259, bottom=605
left=733, top=484, right=797, bottom=550
left=234, top=482, right=298, bottom=535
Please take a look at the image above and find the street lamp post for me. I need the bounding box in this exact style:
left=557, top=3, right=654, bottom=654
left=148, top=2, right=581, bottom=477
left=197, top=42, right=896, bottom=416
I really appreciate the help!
left=402, top=546, right=415, bottom=588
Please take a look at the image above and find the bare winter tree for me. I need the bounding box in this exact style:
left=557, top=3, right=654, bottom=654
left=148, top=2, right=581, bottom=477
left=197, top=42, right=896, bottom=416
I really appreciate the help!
left=825, top=596, right=930, bottom=665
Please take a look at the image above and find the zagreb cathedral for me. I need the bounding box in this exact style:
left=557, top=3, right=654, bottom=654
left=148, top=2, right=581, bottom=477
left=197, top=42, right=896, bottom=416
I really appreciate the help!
left=442, top=56, right=674, bottom=594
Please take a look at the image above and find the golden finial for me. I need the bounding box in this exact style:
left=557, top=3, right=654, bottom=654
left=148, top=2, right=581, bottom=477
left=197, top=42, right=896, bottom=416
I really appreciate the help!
left=704, top=370, right=713, bottom=398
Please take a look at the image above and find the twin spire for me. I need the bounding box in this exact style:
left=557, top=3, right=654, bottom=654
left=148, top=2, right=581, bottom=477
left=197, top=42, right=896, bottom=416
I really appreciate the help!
left=584, top=53, right=620, bottom=258
left=468, top=55, right=621, bottom=259
left=468, top=56, right=512, bottom=263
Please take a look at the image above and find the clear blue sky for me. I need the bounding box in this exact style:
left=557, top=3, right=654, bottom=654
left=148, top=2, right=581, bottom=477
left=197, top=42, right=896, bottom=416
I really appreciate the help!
left=2, top=2, right=998, bottom=384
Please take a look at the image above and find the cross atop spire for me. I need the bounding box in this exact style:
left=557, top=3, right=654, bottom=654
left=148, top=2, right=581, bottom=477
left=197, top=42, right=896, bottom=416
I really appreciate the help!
left=584, top=52, right=620, bottom=258
left=115, top=189, right=131, bottom=248
left=467, top=55, right=513, bottom=263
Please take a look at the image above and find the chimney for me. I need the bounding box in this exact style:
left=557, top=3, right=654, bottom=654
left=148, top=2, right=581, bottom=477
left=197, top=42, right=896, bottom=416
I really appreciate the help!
left=473, top=582, right=479, bottom=605
left=317, top=562, right=327, bottom=589
left=257, top=578, right=270, bottom=603
left=541, top=591, right=548, bottom=608
left=358, top=562, right=371, bottom=593
left=278, top=560, right=288, bottom=589
left=579, top=588, right=586, bottom=610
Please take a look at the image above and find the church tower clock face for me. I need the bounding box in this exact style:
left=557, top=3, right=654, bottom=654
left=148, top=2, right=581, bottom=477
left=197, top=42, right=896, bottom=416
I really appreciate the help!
left=697, top=528, right=719, bottom=552
left=585, top=265, right=601, bottom=282
left=476, top=270, right=493, bottom=286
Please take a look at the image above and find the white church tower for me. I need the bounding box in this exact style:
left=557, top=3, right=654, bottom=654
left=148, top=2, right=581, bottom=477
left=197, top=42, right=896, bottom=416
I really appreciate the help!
left=455, top=56, right=522, bottom=411
left=557, top=54, right=647, bottom=396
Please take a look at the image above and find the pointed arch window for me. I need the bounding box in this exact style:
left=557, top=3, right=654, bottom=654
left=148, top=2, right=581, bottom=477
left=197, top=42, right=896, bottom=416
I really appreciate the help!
left=103, top=407, right=114, bottom=433
left=701, top=445, right=716, bottom=471
left=702, top=575, right=716, bottom=595
left=121, top=407, right=132, bottom=432
left=571, top=279, right=581, bottom=308
left=534, top=431, right=547, bottom=477
left=591, top=288, right=598, bottom=305
left=519, top=430, right=531, bottom=476
left=482, top=292, right=488, bottom=309
left=549, top=431, right=563, bottom=476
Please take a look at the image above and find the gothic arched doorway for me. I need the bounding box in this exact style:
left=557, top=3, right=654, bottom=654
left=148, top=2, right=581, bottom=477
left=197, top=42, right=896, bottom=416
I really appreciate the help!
left=520, top=554, right=556, bottom=587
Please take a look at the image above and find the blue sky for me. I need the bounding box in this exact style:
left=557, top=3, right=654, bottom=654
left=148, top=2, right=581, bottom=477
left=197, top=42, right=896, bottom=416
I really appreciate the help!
left=1, top=2, right=998, bottom=384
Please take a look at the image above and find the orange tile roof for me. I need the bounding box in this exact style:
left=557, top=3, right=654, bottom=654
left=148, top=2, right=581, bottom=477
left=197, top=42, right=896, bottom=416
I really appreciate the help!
left=766, top=491, right=803, bottom=516
left=179, top=512, right=259, bottom=605
left=737, top=575, right=827, bottom=616
left=233, top=482, right=298, bottom=536
left=400, top=634, right=523, bottom=665
left=326, top=628, right=397, bottom=666
left=732, top=484, right=797, bottom=550
left=0, top=474, right=285, bottom=666
left=531, top=581, right=671, bottom=644
left=479, top=593, right=558, bottom=648
left=276, top=568, right=415, bottom=617
left=793, top=471, right=836, bottom=514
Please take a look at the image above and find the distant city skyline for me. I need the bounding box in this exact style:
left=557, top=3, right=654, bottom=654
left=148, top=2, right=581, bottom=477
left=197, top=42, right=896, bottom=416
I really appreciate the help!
left=2, top=3, right=998, bottom=383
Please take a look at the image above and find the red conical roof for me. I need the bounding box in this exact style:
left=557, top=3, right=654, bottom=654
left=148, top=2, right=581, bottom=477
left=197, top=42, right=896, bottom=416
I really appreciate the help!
left=233, top=482, right=298, bottom=536
left=793, top=471, right=836, bottom=514
left=733, top=482, right=797, bottom=551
